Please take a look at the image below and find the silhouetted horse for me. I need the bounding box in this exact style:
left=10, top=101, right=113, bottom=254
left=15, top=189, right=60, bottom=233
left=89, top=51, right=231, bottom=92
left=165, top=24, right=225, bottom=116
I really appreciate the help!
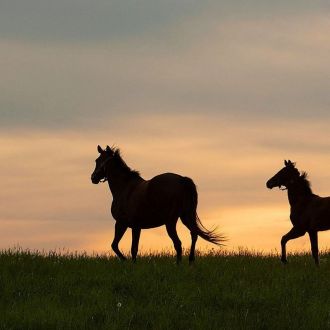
left=267, top=160, right=330, bottom=266
left=91, top=145, right=223, bottom=263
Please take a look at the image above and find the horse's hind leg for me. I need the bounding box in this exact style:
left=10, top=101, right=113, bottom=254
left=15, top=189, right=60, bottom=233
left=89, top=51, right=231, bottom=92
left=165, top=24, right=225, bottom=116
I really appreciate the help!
left=166, top=221, right=182, bottom=264
left=181, top=215, right=198, bottom=263
left=111, top=222, right=128, bottom=260
left=189, top=231, right=198, bottom=264
left=131, top=227, right=141, bottom=262
left=281, top=226, right=305, bottom=264
left=308, top=231, right=319, bottom=266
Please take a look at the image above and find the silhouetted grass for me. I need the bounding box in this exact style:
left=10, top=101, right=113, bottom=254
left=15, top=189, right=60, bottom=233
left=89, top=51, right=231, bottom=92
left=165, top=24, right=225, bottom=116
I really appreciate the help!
left=0, top=248, right=330, bottom=329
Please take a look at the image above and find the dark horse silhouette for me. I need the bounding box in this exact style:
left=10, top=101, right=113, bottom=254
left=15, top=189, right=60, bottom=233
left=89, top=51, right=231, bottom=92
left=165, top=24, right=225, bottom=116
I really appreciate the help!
left=91, top=145, right=223, bottom=263
left=266, top=160, right=330, bottom=266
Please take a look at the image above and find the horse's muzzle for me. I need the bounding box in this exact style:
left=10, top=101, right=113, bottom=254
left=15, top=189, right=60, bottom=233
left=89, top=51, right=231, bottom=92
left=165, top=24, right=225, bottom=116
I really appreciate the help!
left=266, top=180, right=275, bottom=189
left=91, top=174, right=99, bottom=184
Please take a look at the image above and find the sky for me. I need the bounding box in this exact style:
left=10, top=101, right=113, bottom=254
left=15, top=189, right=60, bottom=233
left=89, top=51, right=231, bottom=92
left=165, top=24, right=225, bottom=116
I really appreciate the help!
left=1, top=0, right=330, bottom=255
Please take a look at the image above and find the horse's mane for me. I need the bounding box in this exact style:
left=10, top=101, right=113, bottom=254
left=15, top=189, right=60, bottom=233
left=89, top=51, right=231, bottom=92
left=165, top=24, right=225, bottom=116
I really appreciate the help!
left=112, top=148, right=141, bottom=178
left=297, top=171, right=313, bottom=195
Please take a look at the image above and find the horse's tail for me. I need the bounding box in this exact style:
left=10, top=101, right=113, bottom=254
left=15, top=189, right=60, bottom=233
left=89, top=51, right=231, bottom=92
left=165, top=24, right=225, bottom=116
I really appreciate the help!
left=181, top=177, right=225, bottom=246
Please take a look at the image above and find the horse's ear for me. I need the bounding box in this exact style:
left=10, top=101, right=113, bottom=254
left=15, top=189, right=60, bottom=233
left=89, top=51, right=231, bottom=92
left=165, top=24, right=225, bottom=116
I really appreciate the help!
left=97, top=145, right=103, bottom=153
left=285, top=160, right=296, bottom=168
left=288, top=160, right=294, bottom=166
left=106, top=145, right=111, bottom=152
left=284, top=160, right=288, bottom=166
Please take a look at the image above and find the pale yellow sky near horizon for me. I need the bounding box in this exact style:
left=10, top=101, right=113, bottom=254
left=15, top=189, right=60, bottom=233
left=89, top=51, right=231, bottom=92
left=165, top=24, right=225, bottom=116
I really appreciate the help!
left=1, top=1, right=330, bottom=255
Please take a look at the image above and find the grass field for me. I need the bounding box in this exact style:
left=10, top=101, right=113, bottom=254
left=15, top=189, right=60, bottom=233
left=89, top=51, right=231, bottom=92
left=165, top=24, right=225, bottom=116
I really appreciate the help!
left=0, top=249, right=329, bottom=330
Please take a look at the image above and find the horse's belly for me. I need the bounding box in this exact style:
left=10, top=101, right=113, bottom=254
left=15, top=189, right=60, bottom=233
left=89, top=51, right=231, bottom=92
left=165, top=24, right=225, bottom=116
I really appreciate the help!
left=309, top=216, right=330, bottom=231
left=138, top=221, right=165, bottom=229
left=131, top=209, right=171, bottom=229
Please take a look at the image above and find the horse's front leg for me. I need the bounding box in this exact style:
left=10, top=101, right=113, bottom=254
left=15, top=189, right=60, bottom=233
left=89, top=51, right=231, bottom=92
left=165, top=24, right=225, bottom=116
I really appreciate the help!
left=131, top=227, right=141, bottom=262
left=111, top=222, right=128, bottom=260
left=308, top=231, right=319, bottom=266
left=281, top=226, right=306, bottom=264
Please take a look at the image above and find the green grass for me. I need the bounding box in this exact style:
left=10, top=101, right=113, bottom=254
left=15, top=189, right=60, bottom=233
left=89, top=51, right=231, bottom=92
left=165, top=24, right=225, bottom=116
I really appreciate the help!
left=0, top=249, right=330, bottom=330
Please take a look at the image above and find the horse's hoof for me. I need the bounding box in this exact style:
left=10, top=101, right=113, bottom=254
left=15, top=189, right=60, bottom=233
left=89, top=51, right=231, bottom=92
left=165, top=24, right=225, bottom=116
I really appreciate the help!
left=281, top=258, right=288, bottom=264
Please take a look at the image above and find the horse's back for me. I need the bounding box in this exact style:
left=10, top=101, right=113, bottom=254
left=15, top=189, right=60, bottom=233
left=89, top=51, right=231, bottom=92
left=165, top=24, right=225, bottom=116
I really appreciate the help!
left=149, top=172, right=185, bottom=186
left=147, top=172, right=187, bottom=201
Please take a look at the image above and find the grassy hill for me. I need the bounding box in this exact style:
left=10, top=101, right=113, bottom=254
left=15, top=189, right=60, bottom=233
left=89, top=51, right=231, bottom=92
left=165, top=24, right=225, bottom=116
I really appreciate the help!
left=0, top=249, right=329, bottom=329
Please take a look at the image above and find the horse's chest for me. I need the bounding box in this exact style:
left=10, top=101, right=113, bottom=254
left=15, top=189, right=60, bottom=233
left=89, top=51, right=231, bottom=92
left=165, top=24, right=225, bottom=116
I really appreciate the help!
left=111, top=196, right=133, bottom=221
left=289, top=211, right=300, bottom=226
left=290, top=203, right=311, bottom=228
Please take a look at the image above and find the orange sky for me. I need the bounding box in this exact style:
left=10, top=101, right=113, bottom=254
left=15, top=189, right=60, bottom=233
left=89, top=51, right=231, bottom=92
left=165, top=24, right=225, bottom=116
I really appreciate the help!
left=1, top=1, right=330, bottom=255
left=2, top=116, right=330, bottom=254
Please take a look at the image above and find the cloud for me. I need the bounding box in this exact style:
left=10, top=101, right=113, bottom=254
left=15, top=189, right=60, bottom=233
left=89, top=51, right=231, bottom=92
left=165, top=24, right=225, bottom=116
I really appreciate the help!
left=0, top=1, right=205, bottom=43
left=1, top=1, right=328, bottom=43
left=1, top=2, right=330, bottom=130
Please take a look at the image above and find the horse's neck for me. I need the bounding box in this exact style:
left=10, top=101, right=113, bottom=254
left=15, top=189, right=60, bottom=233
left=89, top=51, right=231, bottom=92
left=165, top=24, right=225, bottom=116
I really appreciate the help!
left=287, top=189, right=299, bottom=206
left=106, top=169, right=141, bottom=197
left=287, top=184, right=312, bottom=207
left=107, top=175, right=127, bottom=196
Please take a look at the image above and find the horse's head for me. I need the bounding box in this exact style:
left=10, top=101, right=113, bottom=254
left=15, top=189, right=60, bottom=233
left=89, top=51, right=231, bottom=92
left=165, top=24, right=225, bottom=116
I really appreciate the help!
left=266, top=160, right=300, bottom=190
left=91, top=145, right=114, bottom=184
